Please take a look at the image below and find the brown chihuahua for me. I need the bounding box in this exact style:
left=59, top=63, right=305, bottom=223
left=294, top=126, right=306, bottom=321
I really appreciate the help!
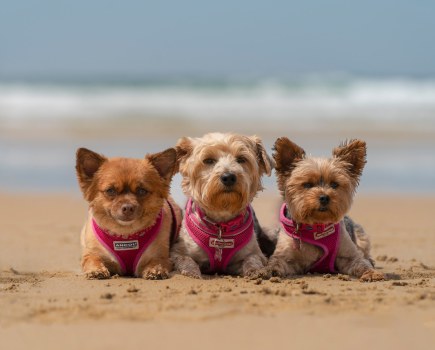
left=76, top=147, right=181, bottom=280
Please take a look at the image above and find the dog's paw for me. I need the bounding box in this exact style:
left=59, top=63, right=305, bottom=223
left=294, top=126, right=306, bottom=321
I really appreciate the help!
left=269, top=266, right=288, bottom=279
left=142, top=265, right=170, bottom=280
left=246, top=267, right=271, bottom=280
left=360, top=269, right=385, bottom=282
left=85, top=267, right=111, bottom=280
left=180, top=269, right=202, bottom=279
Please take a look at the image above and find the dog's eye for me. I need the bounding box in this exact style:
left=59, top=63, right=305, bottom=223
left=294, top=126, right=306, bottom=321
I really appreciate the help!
left=330, top=182, right=339, bottom=189
left=203, top=158, right=216, bottom=165
left=236, top=156, right=246, bottom=164
left=105, top=188, right=117, bottom=196
left=303, top=183, right=313, bottom=189
left=136, top=187, right=148, bottom=196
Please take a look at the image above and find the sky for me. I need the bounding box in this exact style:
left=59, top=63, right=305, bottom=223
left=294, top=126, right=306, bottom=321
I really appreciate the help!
left=1, top=1, right=435, bottom=79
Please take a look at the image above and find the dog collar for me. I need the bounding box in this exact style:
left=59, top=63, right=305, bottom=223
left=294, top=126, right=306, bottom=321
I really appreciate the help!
left=184, top=198, right=254, bottom=273
left=280, top=203, right=340, bottom=274
left=91, top=200, right=180, bottom=276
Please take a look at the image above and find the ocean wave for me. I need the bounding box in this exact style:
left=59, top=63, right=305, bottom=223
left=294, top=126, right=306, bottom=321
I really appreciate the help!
left=1, top=78, right=435, bottom=126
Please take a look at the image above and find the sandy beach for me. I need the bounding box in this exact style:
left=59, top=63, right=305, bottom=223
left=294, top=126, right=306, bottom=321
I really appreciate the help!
left=1, top=192, right=434, bottom=349
left=2, top=2, right=435, bottom=348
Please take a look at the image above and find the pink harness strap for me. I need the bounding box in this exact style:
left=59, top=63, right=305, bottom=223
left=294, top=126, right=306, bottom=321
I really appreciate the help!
left=184, top=198, right=254, bottom=274
left=280, top=203, right=340, bottom=274
left=92, top=209, right=165, bottom=276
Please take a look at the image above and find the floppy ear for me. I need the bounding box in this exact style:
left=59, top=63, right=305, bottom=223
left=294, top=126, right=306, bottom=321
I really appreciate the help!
left=174, top=137, right=193, bottom=173
left=76, top=148, right=107, bottom=199
left=146, top=148, right=177, bottom=181
left=250, top=136, right=274, bottom=176
left=333, top=139, right=366, bottom=182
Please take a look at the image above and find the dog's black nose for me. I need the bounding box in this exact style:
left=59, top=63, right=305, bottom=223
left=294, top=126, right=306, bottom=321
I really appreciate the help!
left=121, top=203, right=135, bottom=215
left=220, top=172, right=237, bottom=187
left=319, top=195, right=330, bottom=206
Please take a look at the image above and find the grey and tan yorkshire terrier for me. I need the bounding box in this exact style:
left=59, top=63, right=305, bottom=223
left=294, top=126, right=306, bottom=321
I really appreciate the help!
left=259, top=137, right=384, bottom=282
left=171, top=132, right=275, bottom=278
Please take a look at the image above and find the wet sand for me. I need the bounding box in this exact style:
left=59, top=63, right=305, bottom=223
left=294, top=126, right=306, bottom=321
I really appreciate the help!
left=1, top=193, right=434, bottom=349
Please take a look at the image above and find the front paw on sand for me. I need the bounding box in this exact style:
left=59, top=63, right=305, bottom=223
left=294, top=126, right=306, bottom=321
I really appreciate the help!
left=142, top=267, right=170, bottom=280
left=85, top=268, right=111, bottom=280
left=360, top=270, right=385, bottom=282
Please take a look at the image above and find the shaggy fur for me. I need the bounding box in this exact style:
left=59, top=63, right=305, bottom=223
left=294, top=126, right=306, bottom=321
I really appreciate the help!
left=256, top=137, right=384, bottom=282
left=171, top=132, right=274, bottom=278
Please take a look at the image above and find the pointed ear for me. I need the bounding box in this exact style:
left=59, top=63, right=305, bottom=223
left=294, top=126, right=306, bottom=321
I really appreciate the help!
left=76, top=148, right=107, bottom=197
left=272, top=137, right=305, bottom=175
left=249, top=136, right=274, bottom=176
left=146, top=148, right=177, bottom=181
left=333, top=139, right=367, bottom=182
left=174, top=137, right=193, bottom=172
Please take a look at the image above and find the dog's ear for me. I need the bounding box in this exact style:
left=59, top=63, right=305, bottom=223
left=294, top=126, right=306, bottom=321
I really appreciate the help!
left=273, top=137, right=305, bottom=174
left=146, top=148, right=177, bottom=181
left=174, top=137, right=193, bottom=172
left=250, top=136, right=274, bottom=176
left=76, top=148, right=107, bottom=199
left=333, top=139, right=366, bottom=183
left=273, top=137, right=305, bottom=194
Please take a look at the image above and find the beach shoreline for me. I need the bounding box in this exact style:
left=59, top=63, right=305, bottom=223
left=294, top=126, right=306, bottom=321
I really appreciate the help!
left=1, top=192, right=434, bottom=349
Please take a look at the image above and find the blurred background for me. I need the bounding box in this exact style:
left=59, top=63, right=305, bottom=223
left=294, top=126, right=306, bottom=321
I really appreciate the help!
left=1, top=1, right=435, bottom=201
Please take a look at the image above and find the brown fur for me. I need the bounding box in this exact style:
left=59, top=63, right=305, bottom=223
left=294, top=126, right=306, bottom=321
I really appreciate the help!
left=273, top=137, right=306, bottom=196
left=76, top=148, right=182, bottom=279
left=255, top=138, right=384, bottom=282
left=333, top=139, right=367, bottom=185
left=171, top=132, right=274, bottom=278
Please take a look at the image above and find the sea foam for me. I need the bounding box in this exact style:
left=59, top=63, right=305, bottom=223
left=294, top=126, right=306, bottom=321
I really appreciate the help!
left=1, top=78, right=435, bottom=130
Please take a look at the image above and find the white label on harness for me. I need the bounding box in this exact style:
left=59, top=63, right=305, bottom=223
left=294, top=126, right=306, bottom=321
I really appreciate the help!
left=314, top=225, right=335, bottom=240
left=209, top=238, right=235, bottom=249
left=113, top=240, right=139, bottom=251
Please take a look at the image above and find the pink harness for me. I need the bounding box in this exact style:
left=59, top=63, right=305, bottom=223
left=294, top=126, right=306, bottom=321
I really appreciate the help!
left=184, top=198, right=254, bottom=273
left=280, top=203, right=341, bottom=274
left=92, top=201, right=179, bottom=276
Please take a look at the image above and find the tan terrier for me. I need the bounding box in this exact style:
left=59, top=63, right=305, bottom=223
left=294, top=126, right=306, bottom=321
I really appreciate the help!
left=259, top=137, right=384, bottom=282
left=76, top=147, right=181, bottom=279
left=171, top=132, right=274, bottom=278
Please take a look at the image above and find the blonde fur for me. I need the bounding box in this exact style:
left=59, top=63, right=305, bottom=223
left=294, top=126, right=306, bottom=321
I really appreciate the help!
left=171, top=132, right=273, bottom=278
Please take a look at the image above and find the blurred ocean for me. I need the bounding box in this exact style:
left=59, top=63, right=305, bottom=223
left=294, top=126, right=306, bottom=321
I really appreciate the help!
left=1, top=76, right=435, bottom=197
left=1, top=76, right=435, bottom=128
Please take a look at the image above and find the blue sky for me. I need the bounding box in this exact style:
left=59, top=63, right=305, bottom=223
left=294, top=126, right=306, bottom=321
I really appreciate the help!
left=1, top=1, right=434, bottom=78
